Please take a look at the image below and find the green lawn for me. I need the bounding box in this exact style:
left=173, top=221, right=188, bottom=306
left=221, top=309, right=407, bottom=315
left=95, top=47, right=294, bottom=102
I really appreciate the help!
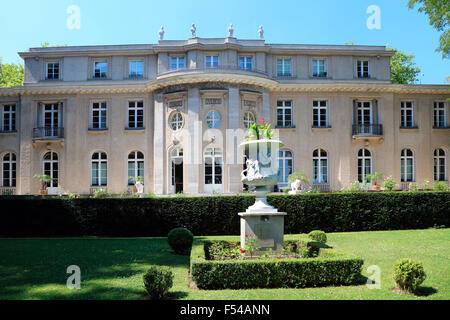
left=0, top=229, right=448, bottom=300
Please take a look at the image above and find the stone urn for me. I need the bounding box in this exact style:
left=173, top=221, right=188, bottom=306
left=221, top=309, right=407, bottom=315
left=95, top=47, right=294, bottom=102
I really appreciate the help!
left=239, top=139, right=287, bottom=253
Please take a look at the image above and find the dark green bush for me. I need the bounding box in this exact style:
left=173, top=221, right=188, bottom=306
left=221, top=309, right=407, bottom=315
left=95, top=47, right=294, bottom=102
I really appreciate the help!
left=308, top=230, right=327, bottom=244
left=0, top=192, right=448, bottom=237
left=191, top=241, right=363, bottom=289
left=393, top=258, right=426, bottom=293
left=168, top=227, right=194, bottom=255
left=143, top=266, right=174, bottom=300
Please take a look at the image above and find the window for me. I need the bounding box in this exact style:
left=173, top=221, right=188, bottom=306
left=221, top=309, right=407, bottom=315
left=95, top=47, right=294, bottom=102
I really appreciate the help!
left=239, top=56, right=252, bottom=70
left=204, top=148, right=223, bottom=186
left=276, top=100, right=292, bottom=127
left=277, top=58, right=291, bottom=76
left=128, top=101, right=144, bottom=129
left=278, top=150, right=293, bottom=185
left=312, top=59, right=327, bottom=77
left=42, top=103, right=60, bottom=137
left=243, top=111, right=255, bottom=129
left=91, top=102, right=107, bottom=129
left=43, top=151, right=58, bottom=188
left=170, top=56, right=185, bottom=70
left=433, top=102, right=447, bottom=128
left=93, top=61, right=107, bottom=79
left=434, top=148, right=446, bottom=181
left=46, top=62, right=60, bottom=80
left=358, top=149, right=372, bottom=183
left=91, top=152, right=107, bottom=186
left=2, top=104, right=16, bottom=132
left=206, top=110, right=221, bottom=129
left=313, top=149, right=328, bottom=183
left=357, top=60, right=370, bottom=78
left=2, top=152, right=16, bottom=187
left=128, top=151, right=144, bottom=185
left=129, top=61, right=144, bottom=78
left=312, top=100, right=328, bottom=127
left=205, top=55, right=219, bottom=68
left=401, top=149, right=414, bottom=182
left=400, top=101, right=414, bottom=128
left=169, top=111, right=184, bottom=131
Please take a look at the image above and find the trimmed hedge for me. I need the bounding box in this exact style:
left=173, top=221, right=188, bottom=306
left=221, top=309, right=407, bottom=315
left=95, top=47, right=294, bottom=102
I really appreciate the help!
left=0, top=192, right=448, bottom=237
left=190, top=240, right=364, bottom=289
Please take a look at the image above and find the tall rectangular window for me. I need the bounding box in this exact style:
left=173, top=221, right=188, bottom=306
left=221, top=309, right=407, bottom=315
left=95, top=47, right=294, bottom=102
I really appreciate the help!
left=433, top=102, right=446, bottom=128
left=400, top=101, right=414, bottom=128
left=312, top=100, right=328, bottom=127
left=46, top=62, right=60, bottom=80
left=129, top=61, right=144, bottom=78
left=205, top=55, right=219, bottom=68
left=128, top=101, right=144, bottom=129
left=239, top=56, right=252, bottom=70
left=357, top=60, right=370, bottom=78
left=312, top=59, right=327, bottom=77
left=170, top=57, right=185, bottom=70
left=277, top=100, right=292, bottom=127
left=2, top=104, right=16, bottom=132
left=93, top=61, right=107, bottom=79
left=91, top=102, right=107, bottom=129
left=277, top=58, right=291, bottom=76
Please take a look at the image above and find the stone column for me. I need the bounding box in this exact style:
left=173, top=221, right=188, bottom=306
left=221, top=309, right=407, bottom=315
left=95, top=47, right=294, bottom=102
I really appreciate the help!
left=153, top=93, right=165, bottom=194
left=227, top=87, right=241, bottom=193
left=185, top=88, right=201, bottom=194
left=262, top=91, right=270, bottom=122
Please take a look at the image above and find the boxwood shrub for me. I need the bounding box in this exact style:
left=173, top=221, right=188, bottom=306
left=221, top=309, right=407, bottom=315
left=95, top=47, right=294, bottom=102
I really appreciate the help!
left=190, top=240, right=364, bottom=289
left=0, top=192, right=448, bottom=237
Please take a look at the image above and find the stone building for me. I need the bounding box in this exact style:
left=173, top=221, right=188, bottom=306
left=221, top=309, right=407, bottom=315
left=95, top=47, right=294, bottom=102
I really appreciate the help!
left=0, top=31, right=449, bottom=195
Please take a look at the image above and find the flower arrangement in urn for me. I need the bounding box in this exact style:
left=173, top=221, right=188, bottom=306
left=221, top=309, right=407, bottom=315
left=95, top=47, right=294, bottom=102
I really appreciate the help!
left=245, top=118, right=274, bottom=141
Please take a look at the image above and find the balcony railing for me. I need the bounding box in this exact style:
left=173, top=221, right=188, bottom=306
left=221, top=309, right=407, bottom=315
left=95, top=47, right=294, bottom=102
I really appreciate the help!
left=0, top=187, right=16, bottom=196
left=158, top=64, right=268, bottom=77
left=352, top=124, right=383, bottom=136
left=33, top=127, right=64, bottom=140
left=312, top=183, right=330, bottom=193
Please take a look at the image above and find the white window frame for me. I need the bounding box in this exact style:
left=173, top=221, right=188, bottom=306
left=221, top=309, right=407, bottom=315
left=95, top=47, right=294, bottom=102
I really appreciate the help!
left=170, top=56, right=185, bottom=70
left=401, top=149, right=415, bottom=182
left=205, top=55, right=219, bottom=68
left=46, top=61, right=60, bottom=80
left=313, top=149, right=328, bottom=184
left=312, top=100, right=328, bottom=127
left=127, top=100, right=144, bottom=129
left=357, top=60, right=370, bottom=78
left=43, top=151, right=58, bottom=188
left=127, top=151, right=144, bottom=185
left=129, top=60, right=144, bottom=78
left=312, top=59, right=327, bottom=78
left=206, top=110, right=221, bottom=129
left=357, top=149, right=372, bottom=183
left=239, top=56, right=253, bottom=70
left=93, top=60, right=108, bottom=79
left=169, top=111, right=184, bottom=131
left=433, top=101, right=447, bottom=128
left=90, top=101, right=107, bottom=130
left=2, top=104, right=16, bottom=132
left=1, top=152, right=16, bottom=187
left=277, top=58, right=292, bottom=77
left=243, top=111, right=255, bottom=129
left=204, top=147, right=223, bottom=193
left=401, top=101, right=415, bottom=128
left=277, top=149, right=293, bottom=185
left=276, top=100, right=293, bottom=128
left=91, top=152, right=107, bottom=187
left=434, top=148, right=447, bottom=181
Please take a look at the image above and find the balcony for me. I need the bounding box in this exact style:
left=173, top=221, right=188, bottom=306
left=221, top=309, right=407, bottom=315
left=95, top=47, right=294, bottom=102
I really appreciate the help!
left=157, top=64, right=268, bottom=79
left=352, top=124, right=383, bottom=141
left=32, top=127, right=64, bottom=142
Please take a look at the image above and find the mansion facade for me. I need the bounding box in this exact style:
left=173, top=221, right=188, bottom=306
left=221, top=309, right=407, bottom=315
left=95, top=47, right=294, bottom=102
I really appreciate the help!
left=0, top=34, right=449, bottom=195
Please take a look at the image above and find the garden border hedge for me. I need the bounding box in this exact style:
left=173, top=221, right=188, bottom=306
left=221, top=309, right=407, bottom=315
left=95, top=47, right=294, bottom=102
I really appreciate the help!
left=0, top=192, right=448, bottom=237
left=190, top=240, right=364, bottom=289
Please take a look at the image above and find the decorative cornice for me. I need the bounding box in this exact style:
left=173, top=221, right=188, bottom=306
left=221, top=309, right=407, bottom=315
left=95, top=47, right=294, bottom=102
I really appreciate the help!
left=0, top=73, right=449, bottom=97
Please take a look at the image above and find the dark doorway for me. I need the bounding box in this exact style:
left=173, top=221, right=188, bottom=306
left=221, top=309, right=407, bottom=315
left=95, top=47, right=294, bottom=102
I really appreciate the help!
left=172, top=161, right=183, bottom=193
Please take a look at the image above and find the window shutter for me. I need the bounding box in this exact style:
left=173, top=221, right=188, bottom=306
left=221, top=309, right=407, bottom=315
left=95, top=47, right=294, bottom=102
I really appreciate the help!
left=372, top=99, right=378, bottom=124
left=352, top=99, right=357, bottom=125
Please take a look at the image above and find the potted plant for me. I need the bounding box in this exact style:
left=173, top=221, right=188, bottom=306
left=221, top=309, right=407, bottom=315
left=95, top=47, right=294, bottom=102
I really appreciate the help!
left=366, top=172, right=385, bottom=191
left=288, top=171, right=310, bottom=191
left=128, top=176, right=144, bottom=193
left=33, top=174, right=51, bottom=195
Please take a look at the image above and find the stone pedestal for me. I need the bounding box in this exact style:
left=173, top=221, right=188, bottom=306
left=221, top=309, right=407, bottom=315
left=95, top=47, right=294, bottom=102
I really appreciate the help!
left=238, top=211, right=287, bottom=252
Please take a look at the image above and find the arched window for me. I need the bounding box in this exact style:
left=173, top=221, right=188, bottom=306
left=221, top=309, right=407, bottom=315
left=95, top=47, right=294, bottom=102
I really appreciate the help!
left=204, top=147, right=223, bottom=192
left=358, top=149, right=372, bottom=183
left=2, top=152, right=16, bottom=187
left=206, top=110, right=221, bottom=129
left=128, top=151, right=144, bottom=185
left=401, top=149, right=414, bottom=182
left=243, top=111, right=255, bottom=129
left=278, top=150, right=293, bottom=184
left=434, top=148, right=446, bottom=181
left=313, top=149, right=328, bottom=183
left=169, top=111, right=184, bottom=131
left=91, top=152, right=107, bottom=186
left=43, top=151, right=58, bottom=188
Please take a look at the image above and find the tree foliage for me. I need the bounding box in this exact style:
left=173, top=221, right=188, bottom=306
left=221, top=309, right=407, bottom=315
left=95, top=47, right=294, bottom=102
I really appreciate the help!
left=408, top=0, right=450, bottom=59
left=388, top=47, right=421, bottom=84
left=0, top=57, right=24, bottom=87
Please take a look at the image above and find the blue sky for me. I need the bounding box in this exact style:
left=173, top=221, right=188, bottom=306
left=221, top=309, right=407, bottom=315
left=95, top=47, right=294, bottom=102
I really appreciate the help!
left=0, top=0, right=448, bottom=84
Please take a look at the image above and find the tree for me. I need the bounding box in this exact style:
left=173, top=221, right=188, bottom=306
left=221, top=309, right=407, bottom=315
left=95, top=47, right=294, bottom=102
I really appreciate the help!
left=408, top=0, right=450, bottom=59
left=388, top=47, right=421, bottom=84
left=0, top=57, right=24, bottom=87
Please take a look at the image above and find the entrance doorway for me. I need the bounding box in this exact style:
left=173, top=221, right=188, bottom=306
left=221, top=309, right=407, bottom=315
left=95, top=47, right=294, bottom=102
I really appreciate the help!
left=170, top=148, right=183, bottom=194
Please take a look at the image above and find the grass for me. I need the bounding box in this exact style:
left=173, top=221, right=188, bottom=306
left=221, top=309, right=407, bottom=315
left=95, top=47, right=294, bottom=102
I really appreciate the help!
left=0, top=228, right=448, bottom=300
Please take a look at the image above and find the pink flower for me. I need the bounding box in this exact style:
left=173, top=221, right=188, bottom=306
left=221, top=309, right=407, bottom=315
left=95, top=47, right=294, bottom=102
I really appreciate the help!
left=260, top=118, right=265, bottom=124
left=240, top=249, right=245, bottom=253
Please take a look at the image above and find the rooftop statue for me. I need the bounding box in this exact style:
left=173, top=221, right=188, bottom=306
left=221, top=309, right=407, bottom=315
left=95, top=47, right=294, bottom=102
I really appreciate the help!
left=258, top=25, right=264, bottom=40
left=191, top=23, right=197, bottom=38
left=228, top=24, right=234, bottom=37
left=158, top=26, right=164, bottom=40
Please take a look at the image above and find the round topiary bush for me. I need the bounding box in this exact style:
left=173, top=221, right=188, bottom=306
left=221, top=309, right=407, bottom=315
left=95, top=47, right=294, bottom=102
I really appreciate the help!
left=143, top=266, right=173, bottom=300
left=167, top=227, right=194, bottom=255
left=393, top=258, right=426, bottom=293
left=308, top=230, right=327, bottom=244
